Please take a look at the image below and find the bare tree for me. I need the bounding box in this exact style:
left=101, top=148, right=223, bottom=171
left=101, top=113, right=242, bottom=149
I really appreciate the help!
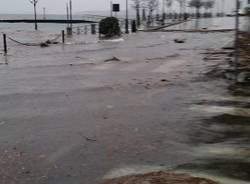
left=203, top=0, right=214, bottom=14
left=221, top=0, right=225, bottom=15
left=143, top=0, right=159, bottom=25
left=176, top=0, right=186, bottom=15
left=142, top=8, right=147, bottom=21
left=162, top=0, right=173, bottom=24
left=29, top=0, right=38, bottom=30
left=189, top=0, right=203, bottom=18
left=166, top=0, right=173, bottom=18
left=131, top=0, right=143, bottom=26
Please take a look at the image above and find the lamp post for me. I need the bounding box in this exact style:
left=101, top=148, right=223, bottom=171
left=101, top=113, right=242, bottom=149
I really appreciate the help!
left=125, top=0, right=129, bottom=34
left=69, top=0, right=73, bottom=30
left=43, top=7, right=46, bottom=20
left=30, top=0, right=38, bottom=30
left=162, top=0, right=166, bottom=25
left=235, top=0, right=240, bottom=64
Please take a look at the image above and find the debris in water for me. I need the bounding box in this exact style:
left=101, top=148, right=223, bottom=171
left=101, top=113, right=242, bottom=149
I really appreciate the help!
left=84, top=136, right=97, bottom=142
left=104, top=57, right=121, bottom=62
left=160, top=79, right=169, bottom=82
left=45, top=40, right=52, bottom=44
left=40, top=42, right=49, bottom=48
left=174, top=39, right=185, bottom=43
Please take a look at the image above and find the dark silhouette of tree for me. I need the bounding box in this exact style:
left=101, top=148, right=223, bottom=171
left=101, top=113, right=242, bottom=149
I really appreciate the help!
left=132, top=0, right=142, bottom=26
left=203, top=0, right=214, bottom=14
left=142, top=8, right=147, bottom=21
left=189, top=0, right=203, bottom=18
left=176, top=0, right=186, bottom=15
left=143, top=0, right=159, bottom=25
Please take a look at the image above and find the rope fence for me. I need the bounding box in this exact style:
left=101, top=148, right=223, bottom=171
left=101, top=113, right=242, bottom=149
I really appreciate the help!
left=0, top=20, right=135, bottom=56
left=7, top=33, right=61, bottom=47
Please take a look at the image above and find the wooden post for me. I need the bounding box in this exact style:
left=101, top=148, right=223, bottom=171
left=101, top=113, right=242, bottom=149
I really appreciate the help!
left=77, top=27, right=80, bottom=35
left=67, top=27, right=72, bottom=36
left=62, top=30, right=65, bottom=43
left=3, top=34, right=7, bottom=55
left=125, top=0, right=129, bottom=34
left=33, top=1, right=38, bottom=30
left=91, top=24, right=96, bottom=34
left=235, top=0, right=240, bottom=64
left=66, top=3, right=69, bottom=28
left=84, top=25, right=88, bottom=34
left=69, top=0, right=73, bottom=30
left=43, top=7, right=46, bottom=20
left=131, top=20, right=137, bottom=33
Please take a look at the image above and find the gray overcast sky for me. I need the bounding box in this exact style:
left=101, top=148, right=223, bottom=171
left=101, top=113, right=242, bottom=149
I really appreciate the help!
left=0, top=0, right=127, bottom=14
left=0, top=0, right=246, bottom=14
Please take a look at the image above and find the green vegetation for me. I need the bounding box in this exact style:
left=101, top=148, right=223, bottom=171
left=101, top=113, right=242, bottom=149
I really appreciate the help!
left=99, top=17, right=121, bottom=38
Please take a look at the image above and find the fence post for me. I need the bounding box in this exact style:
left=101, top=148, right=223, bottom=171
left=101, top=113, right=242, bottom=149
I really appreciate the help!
left=62, top=30, right=65, bottom=43
left=131, top=20, right=137, bottom=33
left=67, top=27, right=72, bottom=36
left=84, top=26, right=88, bottom=34
left=77, top=27, right=80, bottom=35
left=91, top=24, right=96, bottom=34
left=3, top=34, right=7, bottom=55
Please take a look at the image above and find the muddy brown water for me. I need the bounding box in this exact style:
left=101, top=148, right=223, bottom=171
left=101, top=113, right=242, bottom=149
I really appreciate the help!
left=0, top=18, right=250, bottom=184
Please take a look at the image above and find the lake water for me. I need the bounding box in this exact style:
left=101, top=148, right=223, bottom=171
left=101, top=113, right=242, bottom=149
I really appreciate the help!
left=0, top=14, right=96, bottom=33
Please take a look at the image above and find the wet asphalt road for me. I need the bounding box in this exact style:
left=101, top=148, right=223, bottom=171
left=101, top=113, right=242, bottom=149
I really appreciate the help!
left=0, top=18, right=249, bottom=184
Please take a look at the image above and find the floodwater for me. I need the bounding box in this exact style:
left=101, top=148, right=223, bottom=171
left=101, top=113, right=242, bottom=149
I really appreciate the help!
left=0, top=17, right=249, bottom=184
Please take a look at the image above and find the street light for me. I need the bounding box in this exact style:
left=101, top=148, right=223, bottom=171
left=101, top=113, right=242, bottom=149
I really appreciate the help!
left=43, top=7, right=46, bottom=20
left=162, top=0, right=166, bottom=25
left=235, top=0, right=240, bottom=64
left=29, top=0, right=38, bottom=30
left=125, top=0, right=129, bottom=34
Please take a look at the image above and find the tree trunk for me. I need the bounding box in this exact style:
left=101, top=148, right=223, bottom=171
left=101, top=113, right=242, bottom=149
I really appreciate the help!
left=196, top=7, right=200, bottom=18
left=142, top=8, right=146, bottom=21
left=136, top=4, right=141, bottom=26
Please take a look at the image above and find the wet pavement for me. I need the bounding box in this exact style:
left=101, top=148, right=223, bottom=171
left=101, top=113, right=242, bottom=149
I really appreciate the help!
left=164, top=17, right=249, bottom=31
left=0, top=18, right=249, bottom=184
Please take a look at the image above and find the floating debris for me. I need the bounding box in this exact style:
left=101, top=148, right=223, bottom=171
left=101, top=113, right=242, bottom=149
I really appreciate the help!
left=104, top=57, right=121, bottom=62
left=40, top=42, right=49, bottom=48
left=83, top=136, right=97, bottom=142
left=174, top=39, right=185, bottom=43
